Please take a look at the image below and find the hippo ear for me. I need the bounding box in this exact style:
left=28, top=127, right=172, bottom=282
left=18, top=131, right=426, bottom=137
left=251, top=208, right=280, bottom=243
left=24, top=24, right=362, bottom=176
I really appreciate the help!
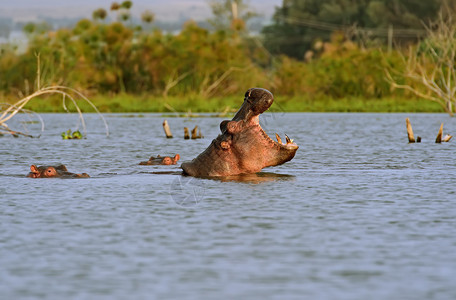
left=30, top=165, right=39, bottom=173
left=220, top=120, right=229, bottom=133
left=174, top=154, right=180, bottom=162
left=55, top=165, right=68, bottom=171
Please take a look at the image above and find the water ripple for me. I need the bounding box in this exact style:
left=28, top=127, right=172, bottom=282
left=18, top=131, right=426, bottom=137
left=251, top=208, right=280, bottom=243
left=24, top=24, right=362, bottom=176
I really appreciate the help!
left=1, top=113, right=456, bottom=300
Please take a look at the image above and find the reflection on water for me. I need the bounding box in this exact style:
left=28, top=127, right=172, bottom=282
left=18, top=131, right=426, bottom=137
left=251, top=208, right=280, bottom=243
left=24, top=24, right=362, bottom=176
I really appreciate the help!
left=1, top=113, right=456, bottom=300
left=139, top=170, right=183, bottom=175
left=213, top=172, right=295, bottom=183
left=135, top=170, right=295, bottom=185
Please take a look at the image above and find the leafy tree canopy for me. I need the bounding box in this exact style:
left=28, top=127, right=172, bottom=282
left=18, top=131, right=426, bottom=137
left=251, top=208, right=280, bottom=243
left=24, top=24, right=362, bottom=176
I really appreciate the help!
left=263, top=0, right=443, bottom=59
left=208, top=0, right=258, bottom=32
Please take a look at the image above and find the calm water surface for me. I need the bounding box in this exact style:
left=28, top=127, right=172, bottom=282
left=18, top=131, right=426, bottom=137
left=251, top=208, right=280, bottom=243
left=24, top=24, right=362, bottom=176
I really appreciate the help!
left=1, top=113, right=456, bottom=300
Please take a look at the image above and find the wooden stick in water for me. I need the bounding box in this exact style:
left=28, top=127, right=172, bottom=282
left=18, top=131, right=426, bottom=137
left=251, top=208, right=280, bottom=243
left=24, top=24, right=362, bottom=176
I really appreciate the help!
left=406, top=118, right=415, bottom=143
left=442, top=134, right=452, bottom=142
left=163, top=119, right=173, bottom=138
left=436, top=123, right=443, bottom=143
left=191, top=126, right=199, bottom=139
left=184, top=127, right=190, bottom=139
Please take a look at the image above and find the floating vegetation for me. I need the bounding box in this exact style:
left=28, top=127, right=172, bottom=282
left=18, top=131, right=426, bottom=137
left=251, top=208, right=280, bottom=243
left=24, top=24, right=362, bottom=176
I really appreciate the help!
left=61, top=129, right=83, bottom=140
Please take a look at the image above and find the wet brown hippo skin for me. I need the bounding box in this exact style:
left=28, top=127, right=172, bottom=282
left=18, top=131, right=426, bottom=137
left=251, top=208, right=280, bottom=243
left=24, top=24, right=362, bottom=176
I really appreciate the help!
left=27, top=165, right=90, bottom=178
left=139, top=154, right=180, bottom=165
left=181, top=88, right=298, bottom=177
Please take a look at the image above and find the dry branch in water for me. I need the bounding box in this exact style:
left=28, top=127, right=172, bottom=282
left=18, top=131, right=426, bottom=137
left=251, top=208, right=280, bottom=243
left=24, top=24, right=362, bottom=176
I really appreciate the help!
left=436, top=123, right=443, bottom=143
left=0, top=103, right=44, bottom=138
left=442, top=134, right=453, bottom=142
left=0, top=86, right=109, bottom=138
left=435, top=123, right=452, bottom=143
left=191, top=125, right=202, bottom=139
left=184, top=127, right=190, bottom=139
left=405, top=118, right=418, bottom=143
left=162, top=119, right=173, bottom=138
left=405, top=117, right=452, bottom=143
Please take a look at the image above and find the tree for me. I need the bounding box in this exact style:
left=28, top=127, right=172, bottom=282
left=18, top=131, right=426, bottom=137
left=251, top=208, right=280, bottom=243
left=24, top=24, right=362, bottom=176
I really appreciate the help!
left=23, top=21, right=52, bottom=36
left=263, top=0, right=442, bottom=59
left=385, top=11, right=456, bottom=116
left=110, top=2, right=120, bottom=11
left=141, top=10, right=155, bottom=24
left=120, top=13, right=131, bottom=22
left=92, top=8, right=107, bottom=21
left=111, top=1, right=132, bottom=23
left=208, top=0, right=257, bottom=33
left=120, top=1, right=133, bottom=10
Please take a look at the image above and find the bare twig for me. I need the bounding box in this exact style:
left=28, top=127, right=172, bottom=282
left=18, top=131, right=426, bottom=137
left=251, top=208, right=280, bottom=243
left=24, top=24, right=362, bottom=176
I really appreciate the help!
left=384, top=10, right=456, bottom=116
left=0, top=86, right=109, bottom=138
left=0, top=103, right=45, bottom=138
left=200, top=66, right=251, bottom=98
left=0, top=124, right=35, bottom=138
left=163, top=71, right=192, bottom=98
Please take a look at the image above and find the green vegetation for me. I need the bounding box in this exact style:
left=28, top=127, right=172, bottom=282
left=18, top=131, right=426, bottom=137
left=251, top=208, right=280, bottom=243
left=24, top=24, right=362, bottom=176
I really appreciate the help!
left=62, top=129, right=83, bottom=139
left=0, top=0, right=452, bottom=113
left=278, top=96, right=443, bottom=113
left=21, top=94, right=242, bottom=113
left=263, top=0, right=443, bottom=59
left=19, top=93, right=442, bottom=114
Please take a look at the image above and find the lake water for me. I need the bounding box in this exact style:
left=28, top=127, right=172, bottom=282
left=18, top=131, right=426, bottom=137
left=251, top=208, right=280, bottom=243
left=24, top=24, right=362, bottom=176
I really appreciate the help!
left=1, top=112, right=456, bottom=300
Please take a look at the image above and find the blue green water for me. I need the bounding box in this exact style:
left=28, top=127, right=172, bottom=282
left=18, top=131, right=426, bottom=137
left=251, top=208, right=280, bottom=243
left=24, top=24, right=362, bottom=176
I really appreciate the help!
left=1, top=113, right=455, bottom=299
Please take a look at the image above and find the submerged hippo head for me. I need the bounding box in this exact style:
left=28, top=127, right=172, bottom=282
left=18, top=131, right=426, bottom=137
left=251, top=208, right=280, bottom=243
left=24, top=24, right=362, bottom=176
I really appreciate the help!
left=27, top=164, right=90, bottom=178
left=139, top=154, right=180, bottom=165
left=181, top=88, right=298, bottom=177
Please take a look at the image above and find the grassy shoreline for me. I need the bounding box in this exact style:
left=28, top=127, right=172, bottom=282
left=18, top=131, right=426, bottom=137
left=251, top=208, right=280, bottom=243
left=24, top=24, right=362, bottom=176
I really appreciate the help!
left=5, top=94, right=444, bottom=113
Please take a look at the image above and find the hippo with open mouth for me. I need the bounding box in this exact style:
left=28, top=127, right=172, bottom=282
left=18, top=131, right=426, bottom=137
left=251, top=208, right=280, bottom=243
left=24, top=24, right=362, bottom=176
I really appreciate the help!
left=181, top=88, right=298, bottom=177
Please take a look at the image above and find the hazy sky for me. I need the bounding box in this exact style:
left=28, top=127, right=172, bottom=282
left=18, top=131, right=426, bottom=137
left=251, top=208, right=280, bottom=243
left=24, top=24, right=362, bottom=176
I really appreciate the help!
left=0, top=0, right=282, bottom=22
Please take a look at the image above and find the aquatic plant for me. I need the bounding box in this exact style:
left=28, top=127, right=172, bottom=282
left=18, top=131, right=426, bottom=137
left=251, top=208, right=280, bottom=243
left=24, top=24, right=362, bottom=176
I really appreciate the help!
left=61, top=129, right=83, bottom=139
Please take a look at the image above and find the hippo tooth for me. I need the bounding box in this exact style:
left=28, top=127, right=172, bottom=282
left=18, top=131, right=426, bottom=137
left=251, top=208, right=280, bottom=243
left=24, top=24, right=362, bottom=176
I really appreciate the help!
left=285, top=134, right=294, bottom=144
left=275, top=133, right=282, bottom=144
